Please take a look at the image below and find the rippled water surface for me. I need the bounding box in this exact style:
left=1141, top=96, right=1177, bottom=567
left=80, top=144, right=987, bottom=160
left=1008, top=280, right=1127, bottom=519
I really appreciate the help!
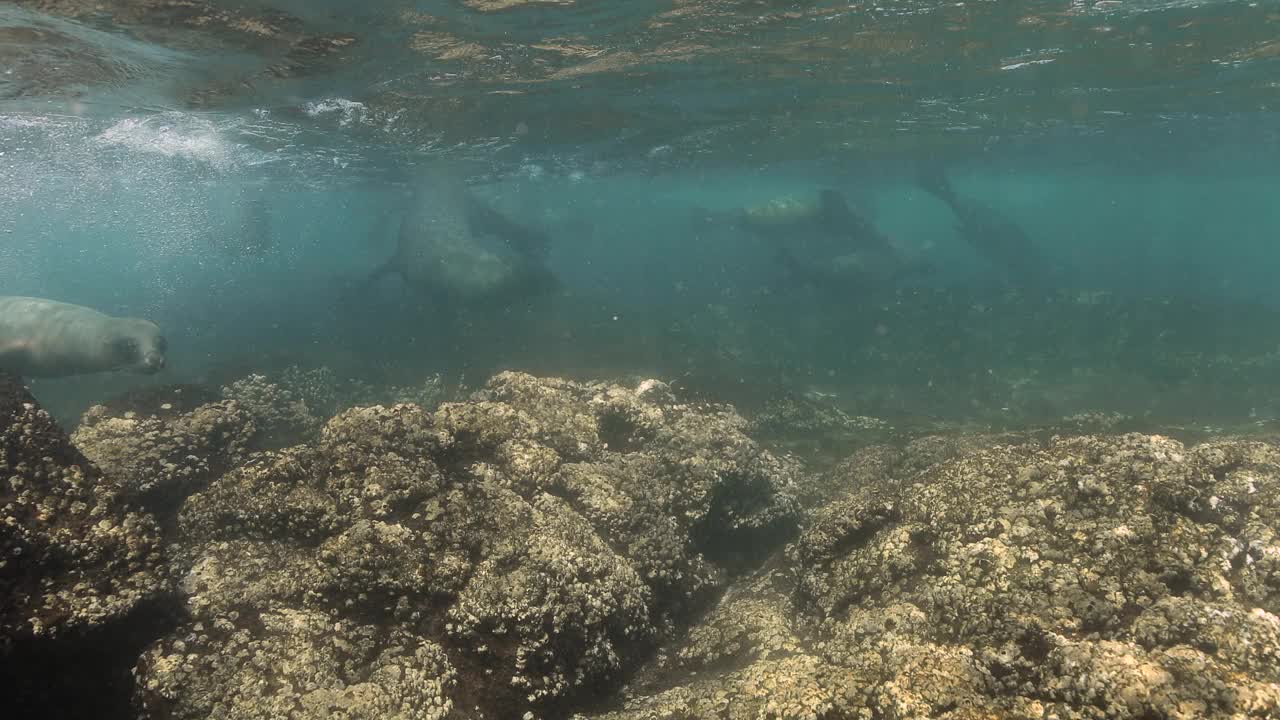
left=6, top=1, right=1280, bottom=169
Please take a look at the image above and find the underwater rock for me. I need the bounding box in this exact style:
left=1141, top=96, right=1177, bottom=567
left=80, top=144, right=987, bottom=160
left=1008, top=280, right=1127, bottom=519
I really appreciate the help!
left=1059, top=409, right=1139, bottom=434
left=582, top=433, right=1280, bottom=720
left=580, top=562, right=857, bottom=720
left=138, top=608, right=458, bottom=720
left=749, top=393, right=891, bottom=459
left=73, top=368, right=411, bottom=528
left=72, top=399, right=257, bottom=517
left=0, top=371, right=172, bottom=715
left=799, top=433, right=1280, bottom=717
left=387, top=373, right=449, bottom=412
left=134, top=372, right=802, bottom=718
left=891, top=430, right=1035, bottom=477
left=794, top=431, right=1031, bottom=511
left=220, top=373, right=322, bottom=447
left=276, top=364, right=358, bottom=418
left=468, top=372, right=803, bottom=569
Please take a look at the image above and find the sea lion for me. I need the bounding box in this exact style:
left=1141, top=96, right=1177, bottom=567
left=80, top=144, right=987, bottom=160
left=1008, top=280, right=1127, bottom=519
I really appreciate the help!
left=365, top=166, right=556, bottom=308
left=917, top=163, right=1053, bottom=285
left=737, top=189, right=932, bottom=295
left=0, top=296, right=167, bottom=378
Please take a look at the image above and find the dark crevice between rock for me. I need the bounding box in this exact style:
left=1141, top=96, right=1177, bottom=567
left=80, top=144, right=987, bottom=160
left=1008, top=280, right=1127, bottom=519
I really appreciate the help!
left=812, top=505, right=902, bottom=571
left=1160, top=568, right=1195, bottom=597
left=690, top=472, right=800, bottom=575
left=4, top=590, right=183, bottom=720
left=597, top=410, right=651, bottom=454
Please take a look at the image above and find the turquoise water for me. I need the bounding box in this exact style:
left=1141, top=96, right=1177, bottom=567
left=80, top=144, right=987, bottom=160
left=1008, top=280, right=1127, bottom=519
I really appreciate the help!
left=9, top=4, right=1280, bottom=720
left=2, top=0, right=1280, bottom=422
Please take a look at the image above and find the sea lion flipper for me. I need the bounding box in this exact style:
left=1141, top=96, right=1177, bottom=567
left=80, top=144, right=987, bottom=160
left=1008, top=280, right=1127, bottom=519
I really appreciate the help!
left=817, top=189, right=854, bottom=229
left=465, top=198, right=550, bottom=259
left=363, top=257, right=400, bottom=289
left=916, top=161, right=956, bottom=206
left=360, top=216, right=407, bottom=289
left=818, top=189, right=891, bottom=254
left=331, top=255, right=404, bottom=315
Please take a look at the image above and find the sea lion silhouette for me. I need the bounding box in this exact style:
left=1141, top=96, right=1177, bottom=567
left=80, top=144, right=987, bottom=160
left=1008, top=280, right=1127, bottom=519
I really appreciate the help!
left=0, top=296, right=167, bottom=378
left=917, top=163, right=1053, bottom=285
left=363, top=166, right=556, bottom=308
left=737, top=189, right=932, bottom=294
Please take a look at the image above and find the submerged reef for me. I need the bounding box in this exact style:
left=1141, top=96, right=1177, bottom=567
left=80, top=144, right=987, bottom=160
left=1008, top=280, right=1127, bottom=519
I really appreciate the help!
left=219, top=373, right=322, bottom=447
left=69, top=368, right=453, bottom=519
left=132, top=371, right=801, bottom=719
left=0, top=372, right=171, bottom=715
left=5, top=366, right=1280, bottom=719
left=750, top=393, right=892, bottom=460
left=217, top=366, right=451, bottom=447
left=586, top=433, right=1280, bottom=719
left=72, top=400, right=257, bottom=517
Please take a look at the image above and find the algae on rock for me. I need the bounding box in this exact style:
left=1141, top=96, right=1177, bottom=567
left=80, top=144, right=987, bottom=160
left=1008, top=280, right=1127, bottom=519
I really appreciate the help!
left=135, top=371, right=802, bottom=719
left=0, top=372, right=172, bottom=716
left=583, top=433, right=1280, bottom=720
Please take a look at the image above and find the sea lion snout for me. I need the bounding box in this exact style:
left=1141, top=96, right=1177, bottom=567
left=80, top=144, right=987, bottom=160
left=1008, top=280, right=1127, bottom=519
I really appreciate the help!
left=141, top=351, right=166, bottom=373
left=138, top=328, right=167, bottom=373
left=116, top=320, right=167, bottom=374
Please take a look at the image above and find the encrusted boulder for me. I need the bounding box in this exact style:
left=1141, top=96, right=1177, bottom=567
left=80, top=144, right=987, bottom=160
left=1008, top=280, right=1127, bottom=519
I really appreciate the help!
left=135, top=372, right=801, bottom=719
left=0, top=372, right=172, bottom=716
left=583, top=434, right=1280, bottom=720
left=72, top=400, right=257, bottom=515
left=220, top=373, right=322, bottom=447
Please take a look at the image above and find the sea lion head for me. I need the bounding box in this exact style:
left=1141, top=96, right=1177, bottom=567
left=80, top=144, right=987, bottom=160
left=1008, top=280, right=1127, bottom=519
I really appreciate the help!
left=108, top=319, right=167, bottom=374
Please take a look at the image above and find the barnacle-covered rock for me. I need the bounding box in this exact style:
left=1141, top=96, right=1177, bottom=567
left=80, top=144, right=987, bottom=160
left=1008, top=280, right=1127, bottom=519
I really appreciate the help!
left=72, top=400, right=256, bottom=513
left=137, top=608, right=457, bottom=720
left=797, top=434, right=1280, bottom=718
left=584, top=434, right=1280, bottom=720
left=0, top=372, right=171, bottom=715
left=796, top=431, right=1029, bottom=510
left=749, top=393, right=891, bottom=454
left=580, top=563, right=859, bottom=720
left=453, top=371, right=802, bottom=581
left=136, top=372, right=802, bottom=718
left=221, top=373, right=321, bottom=447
